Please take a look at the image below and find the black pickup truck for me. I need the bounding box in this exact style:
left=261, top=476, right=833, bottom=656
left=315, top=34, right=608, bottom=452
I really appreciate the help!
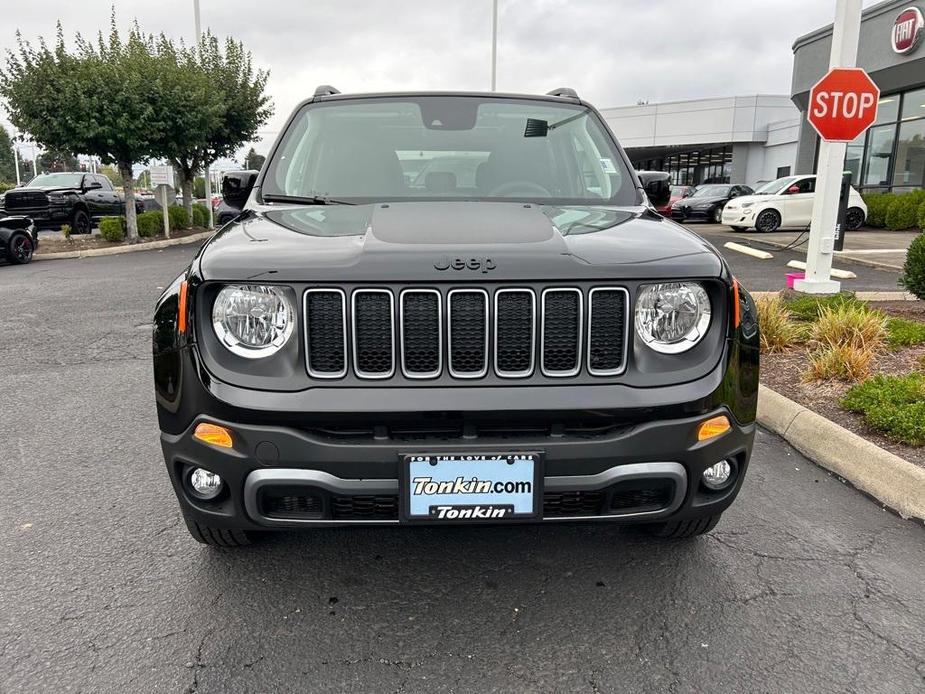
left=0, top=172, right=143, bottom=234
left=153, top=87, right=759, bottom=547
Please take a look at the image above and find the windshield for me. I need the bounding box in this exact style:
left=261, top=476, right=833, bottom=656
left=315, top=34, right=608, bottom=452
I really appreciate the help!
left=690, top=184, right=731, bottom=198
left=28, top=173, right=84, bottom=188
left=261, top=96, right=635, bottom=205
left=670, top=186, right=692, bottom=197
left=753, top=177, right=796, bottom=195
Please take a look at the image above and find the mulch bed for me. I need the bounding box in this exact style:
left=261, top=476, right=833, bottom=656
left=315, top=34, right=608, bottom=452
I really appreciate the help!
left=36, top=226, right=207, bottom=255
left=761, top=301, right=925, bottom=467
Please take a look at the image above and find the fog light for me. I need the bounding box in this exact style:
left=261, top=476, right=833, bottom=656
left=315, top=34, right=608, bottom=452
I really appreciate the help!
left=189, top=468, right=224, bottom=500
left=702, top=460, right=733, bottom=490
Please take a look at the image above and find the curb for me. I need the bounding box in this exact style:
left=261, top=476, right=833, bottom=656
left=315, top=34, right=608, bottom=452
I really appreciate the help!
left=757, top=384, right=925, bottom=521
left=747, top=236, right=904, bottom=271
left=34, top=231, right=213, bottom=261
left=751, top=290, right=918, bottom=301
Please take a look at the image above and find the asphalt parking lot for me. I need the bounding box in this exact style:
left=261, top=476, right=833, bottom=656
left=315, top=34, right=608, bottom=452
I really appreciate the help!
left=690, top=223, right=903, bottom=292
left=1, top=245, right=923, bottom=693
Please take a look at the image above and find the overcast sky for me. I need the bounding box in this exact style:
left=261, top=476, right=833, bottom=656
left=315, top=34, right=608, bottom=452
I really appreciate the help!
left=1, top=0, right=883, bottom=166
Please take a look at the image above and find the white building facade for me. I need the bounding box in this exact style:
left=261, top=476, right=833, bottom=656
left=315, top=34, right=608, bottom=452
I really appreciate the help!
left=600, top=95, right=801, bottom=187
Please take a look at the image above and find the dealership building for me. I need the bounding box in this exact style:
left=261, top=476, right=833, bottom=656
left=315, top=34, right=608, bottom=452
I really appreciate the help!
left=606, top=0, right=925, bottom=193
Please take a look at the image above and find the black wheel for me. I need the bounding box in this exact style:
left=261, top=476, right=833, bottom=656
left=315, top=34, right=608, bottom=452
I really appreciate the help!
left=6, top=232, right=35, bottom=264
left=846, top=207, right=865, bottom=231
left=730, top=226, right=748, bottom=232
left=647, top=513, right=722, bottom=539
left=754, top=209, right=781, bottom=233
left=70, top=208, right=91, bottom=235
left=712, top=205, right=723, bottom=223
left=183, top=515, right=253, bottom=547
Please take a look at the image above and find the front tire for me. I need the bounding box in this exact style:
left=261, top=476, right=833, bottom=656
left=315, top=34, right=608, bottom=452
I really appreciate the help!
left=184, top=515, right=253, bottom=547
left=70, top=208, right=91, bottom=235
left=846, top=207, right=865, bottom=231
left=6, top=232, right=35, bottom=264
left=712, top=206, right=723, bottom=223
left=647, top=513, right=722, bottom=538
left=755, top=209, right=781, bottom=233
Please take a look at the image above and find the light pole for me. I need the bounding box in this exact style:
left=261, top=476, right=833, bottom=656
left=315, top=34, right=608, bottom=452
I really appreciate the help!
left=490, top=0, right=498, bottom=91
left=794, top=0, right=862, bottom=294
left=12, top=140, right=21, bottom=186
left=193, top=0, right=215, bottom=228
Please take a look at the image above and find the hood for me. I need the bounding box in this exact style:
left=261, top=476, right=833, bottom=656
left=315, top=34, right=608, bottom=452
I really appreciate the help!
left=723, top=194, right=763, bottom=207
left=197, top=201, right=723, bottom=282
left=8, top=185, right=79, bottom=194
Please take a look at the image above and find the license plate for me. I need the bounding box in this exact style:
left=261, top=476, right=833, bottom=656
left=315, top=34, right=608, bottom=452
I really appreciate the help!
left=401, top=452, right=542, bottom=522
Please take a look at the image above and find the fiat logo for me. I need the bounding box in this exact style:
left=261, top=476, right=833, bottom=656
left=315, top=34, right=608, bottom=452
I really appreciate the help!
left=892, top=7, right=924, bottom=54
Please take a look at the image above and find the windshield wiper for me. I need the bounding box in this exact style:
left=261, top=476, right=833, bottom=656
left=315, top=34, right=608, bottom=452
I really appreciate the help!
left=262, top=193, right=355, bottom=206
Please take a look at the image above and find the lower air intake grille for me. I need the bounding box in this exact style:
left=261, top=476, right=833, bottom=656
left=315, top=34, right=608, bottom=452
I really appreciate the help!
left=542, top=491, right=605, bottom=517
left=353, top=290, right=394, bottom=377
left=332, top=495, right=399, bottom=520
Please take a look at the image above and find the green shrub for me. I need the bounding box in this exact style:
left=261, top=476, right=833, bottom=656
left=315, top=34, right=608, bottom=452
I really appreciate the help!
left=0, top=181, right=15, bottom=194
left=98, top=216, right=125, bottom=242
left=886, top=317, right=925, bottom=348
left=885, top=191, right=925, bottom=231
left=136, top=210, right=162, bottom=238
left=167, top=205, right=190, bottom=231
left=901, top=233, right=925, bottom=300
left=842, top=373, right=925, bottom=445
left=783, top=292, right=864, bottom=321
left=918, top=201, right=925, bottom=233
left=862, top=193, right=894, bottom=228
left=191, top=203, right=209, bottom=228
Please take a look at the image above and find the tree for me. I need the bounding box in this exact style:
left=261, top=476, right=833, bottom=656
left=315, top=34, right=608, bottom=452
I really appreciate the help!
left=37, top=148, right=79, bottom=172
left=244, top=147, right=265, bottom=171
left=0, top=125, right=16, bottom=183
left=0, top=19, right=185, bottom=241
left=164, top=34, right=272, bottom=222
left=98, top=163, right=123, bottom=187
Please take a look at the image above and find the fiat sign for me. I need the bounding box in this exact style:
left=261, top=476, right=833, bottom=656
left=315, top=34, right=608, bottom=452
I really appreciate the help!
left=808, top=68, right=880, bottom=143
left=892, top=6, right=924, bottom=54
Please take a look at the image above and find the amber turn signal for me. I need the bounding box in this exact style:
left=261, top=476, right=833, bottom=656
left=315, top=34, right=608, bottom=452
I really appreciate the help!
left=193, top=422, right=234, bottom=448
left=697, top=415, right=731, bottom=441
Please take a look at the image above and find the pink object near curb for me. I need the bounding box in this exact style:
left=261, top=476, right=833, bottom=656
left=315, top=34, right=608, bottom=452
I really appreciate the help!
left=786, top=272, right=805, bottom=289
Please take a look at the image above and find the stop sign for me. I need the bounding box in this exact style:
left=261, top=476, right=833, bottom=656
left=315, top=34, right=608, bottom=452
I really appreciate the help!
left=808, top=67, right=880, bottom=142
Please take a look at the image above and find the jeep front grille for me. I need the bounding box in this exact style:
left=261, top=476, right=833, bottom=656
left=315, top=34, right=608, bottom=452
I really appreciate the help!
left=303, top=285, right=628, bottom=381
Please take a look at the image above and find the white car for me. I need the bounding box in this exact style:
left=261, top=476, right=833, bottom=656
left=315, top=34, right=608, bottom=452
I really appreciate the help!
left=721, top=175, right=867, bottom=233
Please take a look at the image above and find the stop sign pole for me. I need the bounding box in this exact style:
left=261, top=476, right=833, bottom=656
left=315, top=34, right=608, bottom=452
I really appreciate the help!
left=794, top=0, right=870, bottom=295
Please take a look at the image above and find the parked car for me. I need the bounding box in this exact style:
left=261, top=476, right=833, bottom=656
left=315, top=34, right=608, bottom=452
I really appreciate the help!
left=655, top=185, right=695, bottom=216
left=0, top=172, right=144, bottom=234
left=722, top=175, right=867, bottom=232
left=153, top=87, right=759, bottom=547
left=0, top=216, right=38, bottom=265
left=670, top=184, right=753, bottom=224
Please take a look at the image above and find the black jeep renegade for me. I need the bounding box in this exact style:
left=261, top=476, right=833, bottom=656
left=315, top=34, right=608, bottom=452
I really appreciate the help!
left=153, top=87, right=759, bottom=546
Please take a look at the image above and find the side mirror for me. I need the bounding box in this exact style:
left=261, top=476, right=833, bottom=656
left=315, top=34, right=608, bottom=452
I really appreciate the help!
left=221, top=170, right=259, bottom=206
left=786, top=185, right=801, bottom=194
left=85, top=181, right=103, bottom=190
left=636, top=170, right=671, bottom=208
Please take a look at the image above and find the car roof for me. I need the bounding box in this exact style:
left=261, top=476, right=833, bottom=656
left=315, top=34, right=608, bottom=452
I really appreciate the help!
left=294, top=90, right=586, bottom=111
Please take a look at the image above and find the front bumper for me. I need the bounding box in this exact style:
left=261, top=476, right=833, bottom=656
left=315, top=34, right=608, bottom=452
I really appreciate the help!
left=670, top=207, right=713, bottom=222
left=2, top=207, right=68, bottom=228
left=162, top=403, right=754, bottom=530
left=721, top=207, right=756, bottom=227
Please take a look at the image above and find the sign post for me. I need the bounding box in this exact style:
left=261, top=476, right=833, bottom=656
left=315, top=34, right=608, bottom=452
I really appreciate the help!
left=794, top=0, right=874, bottom=295
left=150, top=165, right=175, bottom=240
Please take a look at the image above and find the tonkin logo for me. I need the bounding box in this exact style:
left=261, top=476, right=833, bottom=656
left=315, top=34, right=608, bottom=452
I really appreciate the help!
left=434, top=256, right=496, bottom=273
left=892, top=7, right=924, bottom=54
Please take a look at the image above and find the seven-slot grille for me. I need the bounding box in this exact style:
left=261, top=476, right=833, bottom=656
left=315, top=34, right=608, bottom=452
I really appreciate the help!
left=304, top=286, right=627, bottom=381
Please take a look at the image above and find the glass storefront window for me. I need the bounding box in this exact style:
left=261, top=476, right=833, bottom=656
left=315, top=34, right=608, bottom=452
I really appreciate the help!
left=844, top=131, right=866, bottom=186
left=863, top=125, right=896, bottom=187
left=873, top=96, right=900, bottom=125
left=900, top=87, right=925, bottom=121
left=892, top=118, right=925, bottom=188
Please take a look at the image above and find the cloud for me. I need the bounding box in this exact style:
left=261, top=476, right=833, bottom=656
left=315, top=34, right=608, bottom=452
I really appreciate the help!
left=0, top=0, right=882, bottom=164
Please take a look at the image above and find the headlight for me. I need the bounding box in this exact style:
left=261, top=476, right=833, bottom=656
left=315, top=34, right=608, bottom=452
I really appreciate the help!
left=212, top=284, right=294, bottom=358
left=740, top=201, right=755, bottom=209
left=635, top=282, right=711, bottom=354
